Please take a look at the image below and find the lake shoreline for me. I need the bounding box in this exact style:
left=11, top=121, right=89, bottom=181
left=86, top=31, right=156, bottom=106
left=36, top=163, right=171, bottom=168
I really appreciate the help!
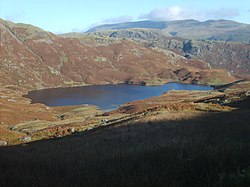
left=24, top=82, right=213, bottom=111
left=0, top=80, right=249, bottom=145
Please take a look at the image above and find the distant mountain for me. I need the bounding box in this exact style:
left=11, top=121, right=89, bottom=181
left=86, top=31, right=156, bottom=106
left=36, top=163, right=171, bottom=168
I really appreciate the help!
left=87, top=20, right=167, bottom=32
left=88, top=29, right=250, bottom=75
left=84, top=20, right=250, bottom=75
left=1, top=18, right=237, bottom=90
left=87, top=19, right=250, bottom=43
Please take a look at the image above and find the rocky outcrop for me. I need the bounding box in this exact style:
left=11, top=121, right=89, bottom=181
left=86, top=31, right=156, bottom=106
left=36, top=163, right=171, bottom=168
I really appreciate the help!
left=87, top=28, right=250, bottom=75
left=0, top=141, right=7, bottom=146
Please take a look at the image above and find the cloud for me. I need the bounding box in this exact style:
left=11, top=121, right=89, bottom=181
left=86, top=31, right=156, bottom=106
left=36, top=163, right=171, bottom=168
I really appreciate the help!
left=87, top=7, right=239, bottom=32
left=139, top=6, right=239, bottom=21
left=102, top=15, right=133, bottom=24
left=139, top=6, right=192, bottom=21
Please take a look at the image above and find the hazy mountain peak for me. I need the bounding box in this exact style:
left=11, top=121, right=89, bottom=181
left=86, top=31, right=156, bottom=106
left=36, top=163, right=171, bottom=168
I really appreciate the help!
left=87, top=19, right=250, bottom=43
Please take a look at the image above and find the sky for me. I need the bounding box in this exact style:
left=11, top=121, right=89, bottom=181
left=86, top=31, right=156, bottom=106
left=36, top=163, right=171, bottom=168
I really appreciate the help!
left=0, top=0, right=249, bottom=33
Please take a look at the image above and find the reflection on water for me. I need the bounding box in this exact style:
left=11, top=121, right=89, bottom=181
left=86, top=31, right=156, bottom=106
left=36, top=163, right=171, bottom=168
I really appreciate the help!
left=25, top=83, right=213, bottom=111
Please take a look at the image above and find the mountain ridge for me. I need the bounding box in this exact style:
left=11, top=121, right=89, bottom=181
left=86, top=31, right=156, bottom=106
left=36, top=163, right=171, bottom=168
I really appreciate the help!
left=1, top=18, right=237, bottom=90
left=81, top=19, right=250, bottom=75
left=87, top=19, right=250, bottom=43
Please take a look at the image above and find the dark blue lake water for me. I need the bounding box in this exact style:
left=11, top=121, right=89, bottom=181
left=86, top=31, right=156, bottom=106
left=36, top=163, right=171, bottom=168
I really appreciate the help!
left=25, top=83, right=213, bottom=111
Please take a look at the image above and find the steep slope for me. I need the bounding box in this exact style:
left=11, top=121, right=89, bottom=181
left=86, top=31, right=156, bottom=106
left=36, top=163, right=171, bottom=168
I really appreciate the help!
left=84, top=28, right=250, bottom=75
left=87, top=19, right=250, bottom=43
left=0, top=19, right=65, bottom=89
left=180, top=40, right=250, bottom=75
left=0, top=19, right=236, bottom=90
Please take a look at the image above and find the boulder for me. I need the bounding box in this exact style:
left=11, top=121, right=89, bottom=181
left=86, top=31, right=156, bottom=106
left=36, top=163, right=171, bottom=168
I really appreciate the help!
left=0, top=141, right=8, bottom=146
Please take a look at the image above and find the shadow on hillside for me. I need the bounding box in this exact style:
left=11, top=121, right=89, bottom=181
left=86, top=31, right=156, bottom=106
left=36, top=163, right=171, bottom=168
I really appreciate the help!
left=0, top=104, right=250, bottom=187
left=224, top=97, right=250, bottom=109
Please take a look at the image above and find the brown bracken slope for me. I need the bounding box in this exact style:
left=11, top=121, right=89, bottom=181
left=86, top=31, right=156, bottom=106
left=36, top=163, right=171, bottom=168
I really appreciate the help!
left=0, top=19, right=244, bottom=144
left=0, top=19, right=250, bottom=187
left=0, top=19, right=236, bottom=90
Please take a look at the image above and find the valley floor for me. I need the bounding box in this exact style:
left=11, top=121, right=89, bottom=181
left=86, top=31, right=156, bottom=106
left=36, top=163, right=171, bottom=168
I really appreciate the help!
left=0, top=99, right=250, bottom=186
left=0, top=81, right=250, bottom=186
left=1, top=81, right=249, bottom=145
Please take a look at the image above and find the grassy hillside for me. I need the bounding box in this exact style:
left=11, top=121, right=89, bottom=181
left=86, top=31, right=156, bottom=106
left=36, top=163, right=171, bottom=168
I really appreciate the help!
left=0, top=99, right=250, bottom=187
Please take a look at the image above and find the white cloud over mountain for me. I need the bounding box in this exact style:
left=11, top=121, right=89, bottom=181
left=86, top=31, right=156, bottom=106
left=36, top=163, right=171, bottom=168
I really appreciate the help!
left=87, top=6, right=241, bottom=32
left=139, top=6, right=239, bottom=21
